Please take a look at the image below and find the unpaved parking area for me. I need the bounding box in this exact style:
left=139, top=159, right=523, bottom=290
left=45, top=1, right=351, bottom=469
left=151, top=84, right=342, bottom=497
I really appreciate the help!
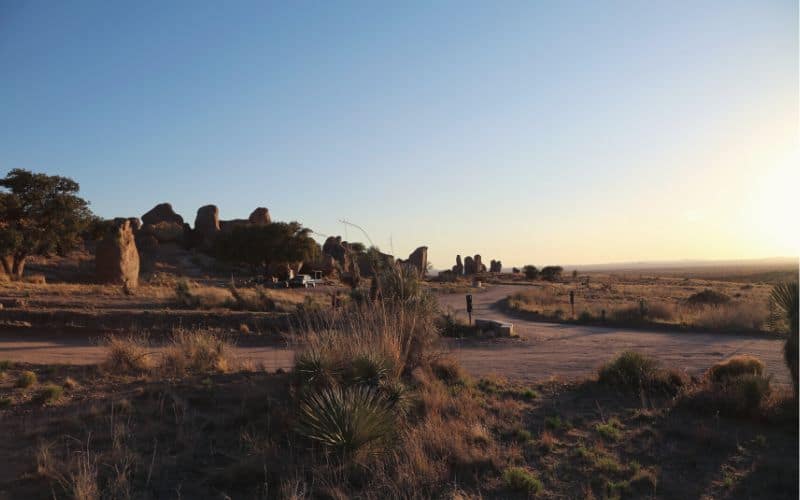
left=0, top=284, right=789, bottom=385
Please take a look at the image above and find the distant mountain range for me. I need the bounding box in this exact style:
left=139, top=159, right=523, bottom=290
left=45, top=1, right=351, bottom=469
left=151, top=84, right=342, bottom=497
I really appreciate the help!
left=559, top=257, right=798, bottom=272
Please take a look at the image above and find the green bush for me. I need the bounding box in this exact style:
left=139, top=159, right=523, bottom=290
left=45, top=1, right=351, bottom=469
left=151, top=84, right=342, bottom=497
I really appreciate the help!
left=503, top=466, right=543, bottom=493
left=295, top=386, right=396, bottom=454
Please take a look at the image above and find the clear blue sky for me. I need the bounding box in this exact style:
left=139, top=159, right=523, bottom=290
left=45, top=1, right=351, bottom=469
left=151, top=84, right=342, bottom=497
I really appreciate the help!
left=1, top=1, right=797, bottom=267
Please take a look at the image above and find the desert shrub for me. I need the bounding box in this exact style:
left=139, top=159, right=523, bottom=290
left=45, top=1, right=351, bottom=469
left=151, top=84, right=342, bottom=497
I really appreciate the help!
left=502, top=467, right=542, bottom=493
left=686, top=374, right=772, bottom=418
left=707, top=355, right=764, bottom=383
left=161, top=329, right=231, bottom=375
left=430, top=357, right=468, bottom=385
left=103, top=334, right=152, bottom=374
left=595, top=418, right=623, bottom=441
left=686, top=289, right=730, bottom=306
left=523, top=265, right=539, bottom=280
left=174, top=280, right=233, bottom=309
left=540, top=266, right=563, bottom=282
left=0, top=360, right=12, bottom=371
left=645, top=301, right=674, bottom=321
left=295, top=385, right=396, bottom=454
left=17, top=370, right=37, bottom=388
left=37, top=384, right=64, bottom=404
left=598, top=351, right=684, bottom=395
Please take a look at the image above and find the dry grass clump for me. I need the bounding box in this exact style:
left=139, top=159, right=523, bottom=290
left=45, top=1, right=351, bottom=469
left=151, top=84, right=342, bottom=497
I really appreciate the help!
left=17, top=370, right=38, bottom=388
left=103, top=334, right=152, bottom=374
left=707, top=355, right=764, bottom=383
left=174, top=279, right=234, bottom=309
left=161, top=329, right=232, bottom=375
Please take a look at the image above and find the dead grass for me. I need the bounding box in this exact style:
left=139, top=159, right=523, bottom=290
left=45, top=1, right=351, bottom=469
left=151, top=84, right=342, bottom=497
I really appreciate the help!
left=161, top=329, right=232, bottom=375
left=708, top=355, right=765, bottom=383
left=505, top=274, right=776, bottom=333
left=103, top=334, right=153, bottom=374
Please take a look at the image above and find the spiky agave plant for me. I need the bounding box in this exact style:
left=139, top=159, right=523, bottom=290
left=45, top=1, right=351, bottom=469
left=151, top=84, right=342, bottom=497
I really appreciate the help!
left=295, top=385, right=396, bottom=454
left=770, top=281, right=799, bottom=397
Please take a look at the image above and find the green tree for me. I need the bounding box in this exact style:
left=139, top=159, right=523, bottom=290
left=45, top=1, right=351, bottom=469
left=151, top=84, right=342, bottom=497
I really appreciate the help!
left=540, top=266, right=563, bottom=282
left=213, top=222, right=320, bottom=274
left=522, top=265, right=539, bottom=280
left=0, top=169, right=92, bottom=279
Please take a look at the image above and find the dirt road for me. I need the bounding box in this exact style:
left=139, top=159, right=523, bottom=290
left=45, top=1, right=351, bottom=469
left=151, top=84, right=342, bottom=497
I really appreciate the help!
left=0, top=284, right=789, bottom=385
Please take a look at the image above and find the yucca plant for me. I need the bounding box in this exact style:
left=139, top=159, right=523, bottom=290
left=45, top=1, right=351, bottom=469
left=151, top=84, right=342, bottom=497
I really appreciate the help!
left=345, top=354, right=392, bottom=388
left=770, top=282, right=798, bottom=397
left=294, top=349, right=341, bottom=389
left=295, top=386, right=396, bottom=454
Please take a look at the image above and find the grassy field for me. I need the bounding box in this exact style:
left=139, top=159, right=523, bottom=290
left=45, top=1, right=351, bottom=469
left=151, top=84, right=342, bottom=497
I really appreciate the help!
left=501, top=270, right=796, bottom=334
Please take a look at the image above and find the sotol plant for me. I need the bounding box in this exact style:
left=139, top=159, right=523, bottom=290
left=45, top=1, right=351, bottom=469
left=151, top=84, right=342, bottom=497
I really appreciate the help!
left=770, top=282, right=798, bottom=397
left=295, top=385, right=396, bottom=454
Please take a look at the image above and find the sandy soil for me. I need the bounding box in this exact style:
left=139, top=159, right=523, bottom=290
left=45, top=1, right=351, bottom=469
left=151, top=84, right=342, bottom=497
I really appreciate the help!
left=0, top=284, right=789, bottom=385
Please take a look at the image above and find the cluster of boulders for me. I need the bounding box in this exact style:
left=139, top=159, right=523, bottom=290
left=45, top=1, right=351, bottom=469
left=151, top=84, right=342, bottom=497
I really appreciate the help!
left=95, top=201, right=430, bottom=287
left=318, top=236, right=428, bottom=279
left=95, top=202, right=273, bottom=286
left=448, top=254, right=502, bottom=276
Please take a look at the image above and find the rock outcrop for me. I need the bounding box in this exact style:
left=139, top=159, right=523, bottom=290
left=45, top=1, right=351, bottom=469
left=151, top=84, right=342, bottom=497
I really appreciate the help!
left=402, top=246, right=428, bottom=276
left=96, top=219, right=140, bottom=287
left=194, top=205, right=220, bottom=243
left=474, top=254, right=486, bottom=273
left=248, top=207, right=271, bottom=225
left=463, top=256, right=476, bottom=275
left=490, top=260, right=502, bottom=273
left=322, top=236, right=348, bottom=265
left=219, top=219, right=250, bottom=234
left=452, top=255, right=464, bottom=275
left=142, top=203, right=184, bottom=226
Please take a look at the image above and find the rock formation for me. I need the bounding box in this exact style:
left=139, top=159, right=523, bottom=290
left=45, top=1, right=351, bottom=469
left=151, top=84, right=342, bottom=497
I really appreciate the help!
left=142, top=203, right=184, bottom=226
left=322, top=236, right=348, bottom=265
left=194, top=205, right=220, bottom=243
left=248, top=207, right=271, bottom=225
left=96, top=219, right=140, bottom=287
left=452, top=255, right=464, bottom=275
left=463, top=256, right=476, bottom=275
left=474, top=254, right=486, bottom=273
left=402, top=246, right=428, bottom=276
left=490, top=260, right=502, bottom=273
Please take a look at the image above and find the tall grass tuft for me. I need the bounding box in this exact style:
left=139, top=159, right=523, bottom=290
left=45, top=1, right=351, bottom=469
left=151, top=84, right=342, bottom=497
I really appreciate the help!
left=161, top=329, right=231, bottom=375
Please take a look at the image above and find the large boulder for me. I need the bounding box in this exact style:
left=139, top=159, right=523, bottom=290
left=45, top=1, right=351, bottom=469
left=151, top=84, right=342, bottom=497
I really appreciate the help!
left=464, top=256, right=476, bottom=275
left=474, top=254, right=486, bottom=273
left=142, top=203, right=184, bottom=226
left=452, top=255, right=464, bottom=275
left=96, top=219, right=140, bottom=287
left=248, top=207, right=271, bottom=225
left=403, top=246, right=428, bottom=276
left=490, top=260, right=502, bottom=273
left=194, top=205, right=220, bottom=243
left=141, top=221, right=184, bottom=244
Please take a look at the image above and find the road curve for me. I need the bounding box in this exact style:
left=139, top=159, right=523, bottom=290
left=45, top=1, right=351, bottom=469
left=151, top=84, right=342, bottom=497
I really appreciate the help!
left=0, top=284, right=789, bottom=385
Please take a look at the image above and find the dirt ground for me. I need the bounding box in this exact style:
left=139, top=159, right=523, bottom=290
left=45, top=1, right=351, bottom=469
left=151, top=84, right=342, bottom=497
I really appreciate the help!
left=0, top=284, right=789, bottom=386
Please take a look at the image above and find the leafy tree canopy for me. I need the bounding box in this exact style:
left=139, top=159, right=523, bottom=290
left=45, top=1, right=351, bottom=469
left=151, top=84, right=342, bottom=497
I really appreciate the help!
left=0, top=169, right=92, bottom=278
left=213, top=221, right=321, bottom=273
